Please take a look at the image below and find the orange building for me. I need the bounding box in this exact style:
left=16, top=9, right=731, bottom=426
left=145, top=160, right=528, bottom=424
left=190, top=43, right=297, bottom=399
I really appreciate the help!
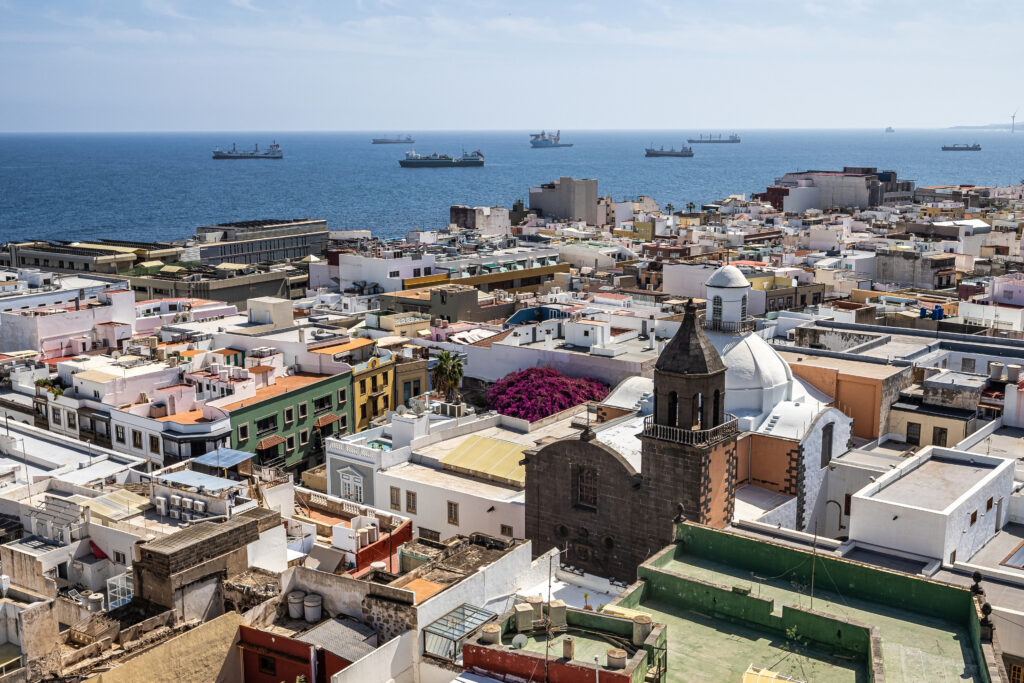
left=776, top=351, right=912, bottom=441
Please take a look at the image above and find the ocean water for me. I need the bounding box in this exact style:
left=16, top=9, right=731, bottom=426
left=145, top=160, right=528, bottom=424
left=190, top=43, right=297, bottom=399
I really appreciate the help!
left=1, top=129, right=1023, bottom=244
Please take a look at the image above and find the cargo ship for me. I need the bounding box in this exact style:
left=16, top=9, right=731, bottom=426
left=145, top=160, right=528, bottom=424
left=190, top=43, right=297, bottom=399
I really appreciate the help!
left=212, top=142, right=283, bottom=159
left=530, top=130, right=573, bottom=148
left=687, top=134, right=740, bottom=144
left=399, top=150, right=484, bottom=168
left=885, top=126, right=895, bottom=133
left=372, top=135, right=415, bottom=144
left=941, top=143, right=981, bottom=151
left=645, top=144, right=694, bottom=158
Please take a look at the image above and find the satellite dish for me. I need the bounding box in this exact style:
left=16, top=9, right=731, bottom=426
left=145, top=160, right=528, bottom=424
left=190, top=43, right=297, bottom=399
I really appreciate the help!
left=511, top=634, right=528, bottom=649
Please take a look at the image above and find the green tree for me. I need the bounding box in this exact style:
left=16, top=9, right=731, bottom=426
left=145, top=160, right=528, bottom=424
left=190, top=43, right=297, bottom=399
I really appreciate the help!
left=664, top=203, right=675, bottom=214
left=686, top=201, right=696, bottom=214
left=431, top=350, right=465, bottom=403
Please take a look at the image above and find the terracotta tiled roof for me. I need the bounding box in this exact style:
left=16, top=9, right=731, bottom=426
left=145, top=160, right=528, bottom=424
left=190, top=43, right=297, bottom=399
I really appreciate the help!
left=314, top=413, right=340, bottom=428
left=256, top=435, right=285, bottom=449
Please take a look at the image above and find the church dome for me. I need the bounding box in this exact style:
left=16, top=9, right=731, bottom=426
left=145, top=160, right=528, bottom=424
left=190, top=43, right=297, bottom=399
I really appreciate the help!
left=707, top=331, right=795, bottom=418
left=705, top=265, right=750, bottom=289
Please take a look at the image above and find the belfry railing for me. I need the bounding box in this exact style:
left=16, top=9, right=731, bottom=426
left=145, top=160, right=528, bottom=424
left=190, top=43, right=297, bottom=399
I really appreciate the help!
left=642, top=413, right=739, bottom=446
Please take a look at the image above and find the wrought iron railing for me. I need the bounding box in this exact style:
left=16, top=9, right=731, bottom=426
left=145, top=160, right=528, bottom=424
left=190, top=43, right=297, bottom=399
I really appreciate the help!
left=699, top=313, right=756, bottom=333
left=642, top=413, right=738, bottom=446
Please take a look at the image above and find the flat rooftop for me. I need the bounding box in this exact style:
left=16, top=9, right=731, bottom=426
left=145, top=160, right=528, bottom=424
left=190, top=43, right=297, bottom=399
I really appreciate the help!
left=869, top=456, right=996, bottom=511
left=655, top=552, right=980, bottom=683
left=967, top=426, right=1024, bottom=461
left=637, top=598, right=860, bottom=683
left=219, top=372, right=333, bottom=412
left=776, top=350, right=909, bottom=379
left=381, top=462, right=524, bottom=501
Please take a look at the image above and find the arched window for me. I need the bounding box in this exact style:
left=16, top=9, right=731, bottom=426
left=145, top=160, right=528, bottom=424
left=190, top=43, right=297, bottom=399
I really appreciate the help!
left=339, top=467, right=364, bottom=503
left=741, top=294, right=748, bottom=320
left=713, top=389, right=721, bottom=427
left=712, top=296, right=723, bottom=327
left=692, top=393, right=703, bottom=429
left=667, top=391, right=678, bottom=427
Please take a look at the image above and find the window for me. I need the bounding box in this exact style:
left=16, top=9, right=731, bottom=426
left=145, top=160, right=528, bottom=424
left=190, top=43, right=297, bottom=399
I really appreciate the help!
left=67, top=412, right=77, bottom=430
left=406, top=490, right=417, bottom=514
left=987, top=497, right=994, bottom=511
left=820, top=422, right=834, bottom=468
left=361, top=404, right=367, bottom=420
left=258, top=655, right=276, bottom=676
left=339, top=415, right=348, bottom=433
left=961, top=357, right=976, bottom=373
left=314, top=395, right=332, bottom=414
left=51, top=407, right=61, bottom=426
left=950, top=550, right=956, bottom=564
left=132, top=430, right=142, bottom=449
left=114, top=550, right=126, bottom=564
left=844, top=493, right=852, bottom=516
left=389, top=270, right=400, bottom=278
left=500, top=524, right=513, bottom=537
left=1010, top=663, right=1023, bottom=683
left=906, top=422, right=921, bottom=446
left=711, top=295, right=722, bottom=326
left=149, top=435, right=160, bottom=455
left=447, top=501, right=459, bottom=526
left=572, top=465, right=598, bottom=509
left=932, top=427, right=947, bottom=448
left=740, top=294, right=747, bottom=319
left=298, top=402, right=308, bottom=419
left=371, top=376, right=378, bottom=393
left=286, top=435, right=296, bottom=451
left=970, top=510, right=978, bottom=526
left=299, top=429, right=309, bottom=445
left=337, top=388, right=347, bottom=405
left=115, top=425, right=126, bottom=443
left=339, top=468, right=363, bottom=503
left=284, top=407, right=294, bottom=424
left=237, top=423, right=249, bottom=441
left=390, top=486, right=401, bottom=511
left=360, top=379, right=366, bottom=394
left=419, top=528, right=440, bottom=542
left=256, top=415, right=278, bottom=436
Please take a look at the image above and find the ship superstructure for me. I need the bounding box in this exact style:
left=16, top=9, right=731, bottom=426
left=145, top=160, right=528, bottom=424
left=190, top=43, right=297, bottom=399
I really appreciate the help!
left=212, top=141, right=283, bottom=159
left=530, top=130, right=573, bottom=148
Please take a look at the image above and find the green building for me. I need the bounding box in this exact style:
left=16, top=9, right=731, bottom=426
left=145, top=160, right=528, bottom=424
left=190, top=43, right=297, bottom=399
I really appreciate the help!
left=221, top=370, right=354, bottom=471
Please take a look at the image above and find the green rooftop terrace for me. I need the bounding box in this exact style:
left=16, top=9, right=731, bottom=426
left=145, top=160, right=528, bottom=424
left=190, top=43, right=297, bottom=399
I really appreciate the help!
left=609, top=522, right=989, bottom=683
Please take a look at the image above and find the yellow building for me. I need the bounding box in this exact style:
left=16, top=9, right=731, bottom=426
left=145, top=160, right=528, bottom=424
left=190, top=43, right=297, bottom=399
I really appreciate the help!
left=352, top=354, right=395, bottom=432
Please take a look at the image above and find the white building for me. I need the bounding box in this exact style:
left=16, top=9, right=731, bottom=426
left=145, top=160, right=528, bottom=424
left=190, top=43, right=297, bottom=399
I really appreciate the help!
left=0, top=270, right=128, bottom=316
left=848, top=447, right=1015, bottom=564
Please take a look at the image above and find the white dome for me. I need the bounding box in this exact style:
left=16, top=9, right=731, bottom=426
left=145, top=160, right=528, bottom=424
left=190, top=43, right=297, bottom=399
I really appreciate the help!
left=705, top=265, right=750, bottom=289
left=706, top=331, right=795, bottom=419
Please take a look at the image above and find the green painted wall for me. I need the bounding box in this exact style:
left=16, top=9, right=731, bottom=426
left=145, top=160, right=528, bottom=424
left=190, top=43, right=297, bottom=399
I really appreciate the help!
left=674, top=523, right=975, bottom=624
left=230, top=373, right=354, bottom=470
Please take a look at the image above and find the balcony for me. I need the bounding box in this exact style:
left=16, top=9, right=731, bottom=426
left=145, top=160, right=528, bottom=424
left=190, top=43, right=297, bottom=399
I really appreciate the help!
left=700, top=313, right=756, bottom=334
left=642, top=414, right=738, bottom=446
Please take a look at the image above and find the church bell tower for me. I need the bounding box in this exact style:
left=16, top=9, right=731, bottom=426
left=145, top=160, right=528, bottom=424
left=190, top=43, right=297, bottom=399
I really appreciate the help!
left=640, top=299, right=738, bottom=544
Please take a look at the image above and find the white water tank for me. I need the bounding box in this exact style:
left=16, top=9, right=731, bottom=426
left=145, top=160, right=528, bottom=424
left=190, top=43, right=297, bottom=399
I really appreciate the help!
left=370, top=561, right=387, bottom=573
left=303, top=593, right=323, bottom=622
left=87, top=593, right=104, bottom=613
left=287, top=590, right=306, bottom=619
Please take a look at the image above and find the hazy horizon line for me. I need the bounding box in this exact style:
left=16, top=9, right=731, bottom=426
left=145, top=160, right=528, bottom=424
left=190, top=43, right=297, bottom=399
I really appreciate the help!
left=0, top=126, right=1013, bottom=135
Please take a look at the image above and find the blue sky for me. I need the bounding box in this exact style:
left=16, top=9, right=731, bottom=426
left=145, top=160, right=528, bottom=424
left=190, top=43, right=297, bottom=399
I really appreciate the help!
left=0, top=0, right=1019, bottom=132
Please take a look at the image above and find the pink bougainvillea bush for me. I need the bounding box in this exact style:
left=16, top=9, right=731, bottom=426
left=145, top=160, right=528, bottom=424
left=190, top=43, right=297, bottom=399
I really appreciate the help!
left=487, top=367, right=609, bottom=421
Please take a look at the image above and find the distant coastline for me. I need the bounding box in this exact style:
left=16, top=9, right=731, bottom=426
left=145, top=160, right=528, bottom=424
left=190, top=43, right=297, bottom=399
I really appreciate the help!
left=948, top=123, right=1012, bottom=130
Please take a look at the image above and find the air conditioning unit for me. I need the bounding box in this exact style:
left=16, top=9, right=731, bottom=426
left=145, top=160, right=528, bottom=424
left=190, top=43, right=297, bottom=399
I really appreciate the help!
left=181, top=512, right=192, bottom=522
left=193, top=500, right=206, bottom=514
left=155, top=497, right=168, bottom=516
left=169, top=508, right=180, bottom=520
left=181, top=498, right=193, bottom=511
left=169, top=495, right=182, bottom=507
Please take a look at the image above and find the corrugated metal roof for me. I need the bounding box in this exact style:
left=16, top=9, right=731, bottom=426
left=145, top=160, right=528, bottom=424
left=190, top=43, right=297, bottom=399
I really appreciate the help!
left=74, top=369, right=120, bottom=383
left=159, top=469, right=239, bottom=491
left=439, top=435, right=526, bottom=487
left=191, top=448, right=255, bottom=469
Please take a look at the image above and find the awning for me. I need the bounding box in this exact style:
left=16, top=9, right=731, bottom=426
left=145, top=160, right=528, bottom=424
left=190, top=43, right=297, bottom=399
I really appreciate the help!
left=314, top=413, right=340, bottom=428
left=256, top=435, right=286, bottom=449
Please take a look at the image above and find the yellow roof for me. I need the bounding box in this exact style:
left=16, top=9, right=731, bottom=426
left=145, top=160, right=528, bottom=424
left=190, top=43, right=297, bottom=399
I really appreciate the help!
left=70, top=489, right=149, bottom=521
left=70, top=242, right=140, bottom=255
left=73, top=369, right=120, bottom=383
left=215, top=262, right=250, bottom=270
left=311, top=337, right=374, bottom=356
left=159, top=265, right=185, bottom=273
left=137, top=260, right=164, bottom=268
left=439, top=435, right=526, bottom=487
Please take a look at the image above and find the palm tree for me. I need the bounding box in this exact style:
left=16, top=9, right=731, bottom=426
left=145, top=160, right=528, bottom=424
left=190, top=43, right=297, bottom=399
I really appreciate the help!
left=431, top=350, right=465, bottom=403
left=686, top=201, right=696, bottom=214
left=664, top=203, right=675, bottom=215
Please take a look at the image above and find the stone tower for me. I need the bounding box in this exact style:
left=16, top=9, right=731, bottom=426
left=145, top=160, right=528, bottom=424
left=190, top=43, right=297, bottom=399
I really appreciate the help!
left=640, top=299, right=738, bottom=546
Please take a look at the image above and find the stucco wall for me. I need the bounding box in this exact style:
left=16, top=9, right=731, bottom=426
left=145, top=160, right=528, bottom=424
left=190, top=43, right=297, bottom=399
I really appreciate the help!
left=83, top=611, right=243, bottom=683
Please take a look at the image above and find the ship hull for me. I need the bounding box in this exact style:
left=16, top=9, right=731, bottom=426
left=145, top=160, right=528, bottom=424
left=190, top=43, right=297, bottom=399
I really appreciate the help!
left=941, top=147, right=981, bottom=151
left=212, top=153, right=283, bottom=159
left=645, top=151, right=693, bottom=157
left=530, top=142, right=573, bottom=148
left=687, top=139, right=739, bottom=144
left=399, top=159, right=484, bottom=167
left=373, top=139, right=414, bottom=144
